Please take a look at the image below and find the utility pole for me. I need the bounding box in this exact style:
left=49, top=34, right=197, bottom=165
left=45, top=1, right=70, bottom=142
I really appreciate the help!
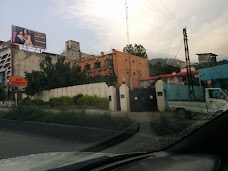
left=183, top=28, right=195, bottom=100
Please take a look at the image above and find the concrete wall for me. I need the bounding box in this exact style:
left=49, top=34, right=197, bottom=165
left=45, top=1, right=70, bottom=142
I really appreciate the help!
left=33, top=82, right=118, bottom=111
left=155, top=80, right=166, bottom=112
left=119, top=84, right=130, bottom=112
left=107, top=86, right=117, bottom=111
left=12, top=48, right=59, bottom=77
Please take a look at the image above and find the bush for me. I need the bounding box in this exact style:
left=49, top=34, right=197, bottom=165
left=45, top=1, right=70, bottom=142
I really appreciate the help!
left=18, top=98, right=45, bottom=106
left=78, top=95, right=109, bottom=109
left=49, top=96, right=74, bottom=107
left=151, top=115, right=193, bottom=136
left=73, top=94, right=83, bottom=105
left=0, top=106, right=134, bottom=131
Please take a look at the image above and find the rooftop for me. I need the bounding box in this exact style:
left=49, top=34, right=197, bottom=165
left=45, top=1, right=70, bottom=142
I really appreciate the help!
left=196, top=53, right=218, bottom=56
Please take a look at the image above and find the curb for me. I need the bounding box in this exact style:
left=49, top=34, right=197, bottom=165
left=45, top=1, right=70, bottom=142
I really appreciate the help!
left=80, top=122, right=140, bottom=152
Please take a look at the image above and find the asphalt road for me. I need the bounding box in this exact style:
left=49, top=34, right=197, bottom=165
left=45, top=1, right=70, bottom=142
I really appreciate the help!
left=0, top=112, right=162, bottom=160
left=0, top=130, right=94, bottom=160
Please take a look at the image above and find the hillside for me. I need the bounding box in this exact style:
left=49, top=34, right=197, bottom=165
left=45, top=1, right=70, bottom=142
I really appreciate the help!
left=149, top=58, right=185, bottom=67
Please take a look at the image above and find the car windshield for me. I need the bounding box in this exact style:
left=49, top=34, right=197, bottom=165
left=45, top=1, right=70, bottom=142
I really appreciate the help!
left=0, top=0, right=228, bottom=170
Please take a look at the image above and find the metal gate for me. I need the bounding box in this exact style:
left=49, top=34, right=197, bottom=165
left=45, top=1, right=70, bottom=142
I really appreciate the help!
left=130, top=87, right=157, bottom=112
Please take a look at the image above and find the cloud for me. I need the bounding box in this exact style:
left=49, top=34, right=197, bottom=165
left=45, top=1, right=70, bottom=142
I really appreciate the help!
left=53, top=0, right=228, bottom=62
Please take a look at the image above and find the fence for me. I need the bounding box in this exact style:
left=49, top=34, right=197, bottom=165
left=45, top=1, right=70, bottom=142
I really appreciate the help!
left=32, top=82, right=124, bottom=111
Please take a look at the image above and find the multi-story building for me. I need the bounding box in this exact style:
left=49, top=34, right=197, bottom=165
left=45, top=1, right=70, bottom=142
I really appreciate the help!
left=72, top=49, right=150, bottom=89
left=1, top=39, right=149, bottom=89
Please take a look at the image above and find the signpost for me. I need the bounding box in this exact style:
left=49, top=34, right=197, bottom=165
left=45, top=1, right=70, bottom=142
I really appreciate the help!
left=9, top=76, right=28, bottom=87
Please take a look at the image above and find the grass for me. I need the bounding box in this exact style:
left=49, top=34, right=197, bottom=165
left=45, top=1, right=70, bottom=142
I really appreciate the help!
left=0, top=106, right=134, bottom=131
left=150, top=115, right=195, bottom=136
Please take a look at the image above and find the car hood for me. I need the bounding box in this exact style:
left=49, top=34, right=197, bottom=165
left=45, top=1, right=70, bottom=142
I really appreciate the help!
left=0, top=152, right=117, bottom=171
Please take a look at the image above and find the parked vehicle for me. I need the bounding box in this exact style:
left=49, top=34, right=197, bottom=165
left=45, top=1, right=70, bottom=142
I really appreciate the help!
left=168, top=88, right=228, bottom=118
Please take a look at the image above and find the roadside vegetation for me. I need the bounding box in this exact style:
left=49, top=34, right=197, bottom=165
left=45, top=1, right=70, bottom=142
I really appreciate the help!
left=0, top=106, right=134, bottom=131
left=18, top=94, right=109, bottom=110
left=150, top=113, right=203, bottom=136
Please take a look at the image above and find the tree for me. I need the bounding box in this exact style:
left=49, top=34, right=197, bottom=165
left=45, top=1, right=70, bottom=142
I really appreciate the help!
left=0, top=87, right=6, bottom=101
left=123, top=44, right=148, bottom=58
left=25, top=55, right=117, bottom=95
left=149, top=61, right=180, bottom=77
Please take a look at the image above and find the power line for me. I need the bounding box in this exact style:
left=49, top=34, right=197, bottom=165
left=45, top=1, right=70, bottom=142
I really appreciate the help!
left=145, top=0, right=182, bottom=33
left=149, top=0, right=183, bottom=29
left=173, top=39, right=183, bottom=60
left=167, top=37, right=178, bottom=64
left=155, top=0, right=184, bottom=27
left=146, top=0, right=182, bottom=32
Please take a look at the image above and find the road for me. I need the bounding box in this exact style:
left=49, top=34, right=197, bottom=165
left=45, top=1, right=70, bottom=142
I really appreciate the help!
left=101, top=112, right=162, bottom=153
left=0, top=112, right=162, bottom=160
left=0, top=129, right=94, bottom=160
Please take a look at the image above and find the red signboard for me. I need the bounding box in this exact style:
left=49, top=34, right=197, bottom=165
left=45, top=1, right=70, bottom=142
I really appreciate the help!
left=9, top=76, right=28, bottom=87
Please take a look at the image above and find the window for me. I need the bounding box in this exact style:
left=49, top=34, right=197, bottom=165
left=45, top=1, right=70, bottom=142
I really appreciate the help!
left=105, top=59, right=112, bottom=66
left=132, top=60, right=135, bottom=63
left=133, top=72, right=136, bottom=76
left=85, top=64, right=90, bottom=70
left=94, top=62, right=101, bottom=69
left=209, top=89, right=226, bottom=100
left=125, top=59, right=128, bottom=61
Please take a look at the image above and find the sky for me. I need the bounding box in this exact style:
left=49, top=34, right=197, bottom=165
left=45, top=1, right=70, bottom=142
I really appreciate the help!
left=1, top=0, right=228, bottom=62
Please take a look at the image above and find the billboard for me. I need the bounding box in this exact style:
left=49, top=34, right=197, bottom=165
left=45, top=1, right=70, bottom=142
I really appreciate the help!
left=12, top=25, right=46, bottom=49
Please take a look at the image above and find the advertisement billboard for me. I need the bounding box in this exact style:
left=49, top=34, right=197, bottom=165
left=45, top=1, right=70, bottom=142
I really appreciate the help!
left=12, top=25, right=46, bottom=49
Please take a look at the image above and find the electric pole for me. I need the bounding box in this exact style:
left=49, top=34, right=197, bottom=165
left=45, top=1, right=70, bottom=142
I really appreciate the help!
left=183, top=28, right=195, bottom=100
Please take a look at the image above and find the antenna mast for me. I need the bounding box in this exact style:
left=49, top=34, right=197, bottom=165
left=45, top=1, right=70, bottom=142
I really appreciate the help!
left=125, top=0, right=130, bottom=44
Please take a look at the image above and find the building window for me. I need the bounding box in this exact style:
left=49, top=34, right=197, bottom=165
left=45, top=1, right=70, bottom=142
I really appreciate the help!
left=139, top=62, right=141, bottom=65
left=105, top=59, right=112, bottom=66
left=94, top=62, right=101, bottom=69
left=85, top=64, right=90, bottom=70
left=125, top=59, right=128, bottom=61
left=133, top=72, right=136, bottom=76
left=133, top=60, right=135, bottom=63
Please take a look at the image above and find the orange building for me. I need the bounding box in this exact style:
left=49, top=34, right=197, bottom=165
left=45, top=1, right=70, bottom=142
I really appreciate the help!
left=72, top=49, right=150, bottom=89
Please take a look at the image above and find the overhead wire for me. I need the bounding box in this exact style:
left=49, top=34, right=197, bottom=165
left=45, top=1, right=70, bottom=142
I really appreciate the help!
left=173, top=39, right=184, bottom=60
left=148, top=0, right=183, bottom=29
left=145, top=0, right=182, bottom=32
left=153, top=0, right=184, bottom=28
left=145, top=0, right=182, bottom=33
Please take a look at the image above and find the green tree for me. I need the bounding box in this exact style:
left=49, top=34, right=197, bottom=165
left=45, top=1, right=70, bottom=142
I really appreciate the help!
left=123, top=44, right=148, bottom=58
left=149, top=62, right=180, bottom=77
left=0, top=87, right=6, bottom=101
left=25, top=55, right=117, bottom=95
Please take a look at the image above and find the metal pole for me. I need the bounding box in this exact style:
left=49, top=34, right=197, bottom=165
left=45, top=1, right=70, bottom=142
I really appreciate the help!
left=125, top=0, right=130, bottom=44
